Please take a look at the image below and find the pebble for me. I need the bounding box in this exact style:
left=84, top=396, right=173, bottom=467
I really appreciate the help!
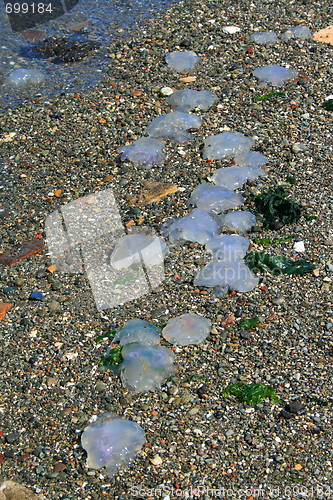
left=291, top=142, right=308, bottom=154
left=29, top=291, right=44, bottom=301
left=272, top=296, right=285, bottom=305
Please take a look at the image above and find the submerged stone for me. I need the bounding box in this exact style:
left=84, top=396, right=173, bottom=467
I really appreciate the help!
left=205, top=234, right=249, bottom=260
left=165, top=50, right=200, bottom=72
left=211, top=166, right=265, bottom=191
left=146, top=111, right=202, bottom=143
left=194, top=259, right=259, bottom=292
left=161, top=208, right=219, bottom=245
left=162, top=312, right=211, bottom=346
left=117, top=138, right=165, bottom=168
left=113, top=319, right=161, bottom=346
left=188, top=183, right=244, bottom=215
left=253, top=65, right=298, bottom=87
left=81, top=413, right=145, bottom=477
left=166, top=89, right=217, bottom=112
left=110, top=234, right=167, bottom=270
left=6, top=68, right=45, bottom=88
left=234, top=151, right=268, bottom=167
left=216, top=211, right=257, bottom=234
left=121, top=344, right=176, bottom=392
left=250, top=31, right=278, bottom=44
left=36, top=36, right=99, bottom=62
left=203, top=132, right=255, bottom=160
left=281, top=26, right=312, bottom=40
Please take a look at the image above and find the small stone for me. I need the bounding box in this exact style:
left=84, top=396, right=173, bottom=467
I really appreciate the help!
left=225, top=429, right=234, bottom=437
left=272, top=296, right=285, bottom=305
left=48, top=301, right=61, bottom=311
left=293, top=241, right=305, bottom=253
left=0, top=302, right=12, bottom=321
left=53, top=462, right=66, bottom=472
left=240, top=330, right=252, bottom=339
left=160, top=86, right=174, bottom=96
left=150, top=455, right=163, bottom=466
left=29, top=291, right=44, bottom=301
left=95, top=382, right=107, bottom=392
left=3, top=286, right=17, bottom=296
left=285, top=399, right=306, bottom=415
left=4, top=449, right=15, bottom=458
left=188, top=407, right=200, bottom=416
left=51, top=281, right=62, bottom=291
left=326, top=323, right=333, bottom=330
left=223, top=26, right=241, bottom=34
left=5, top=433, right=18, bottom=444
left=291, top=143, right=308, bottom=154
left=313, top=26, right=333, bottom=46
left=179, top=76, right=196, bottom=83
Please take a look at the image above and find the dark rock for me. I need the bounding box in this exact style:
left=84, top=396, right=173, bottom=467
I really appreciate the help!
left=5, top=433, right=18, bottom=444
left=285, top=399, right=306, bottom=415
left=36, top=37, right=100, bottom=63
left=279, top=409, right=293, bottom=419
left=240, top=330, right=252, bottom=339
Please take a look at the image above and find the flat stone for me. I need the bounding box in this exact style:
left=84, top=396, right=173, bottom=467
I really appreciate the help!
left=128, top=181, right=178, bottom=206
left=0, top=481, right=46, bottom=499
left=313, top=25, right=333, bottom=46
left=0, top=302, right=12, bottom=321
left=272, top=296, right=285, bottom=305
left=0, top=239, right=44, bottom=267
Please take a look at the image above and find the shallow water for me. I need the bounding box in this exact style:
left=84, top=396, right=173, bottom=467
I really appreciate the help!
left=0, top=0, right=181, bottom=109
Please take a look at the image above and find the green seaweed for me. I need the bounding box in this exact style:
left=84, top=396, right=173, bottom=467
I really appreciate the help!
left=245, top=251, right=315, bottom=276
left=238, top=317, right=260, bottom=329
left=253, top=186, right=301, bottom=229
left=224, top=382, right=281, bottom=406
left=255, top=91, right=286, bottom=101
left=101, top=346, right=123, bottom=366
left=94, top=330, right=116, bottom=342
left=321, top=99, right=333, bottom=111
left=254, top=236, right=293, bottom=246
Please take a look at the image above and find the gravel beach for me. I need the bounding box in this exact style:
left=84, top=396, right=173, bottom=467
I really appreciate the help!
left=0, top=0, right=333, bottom=498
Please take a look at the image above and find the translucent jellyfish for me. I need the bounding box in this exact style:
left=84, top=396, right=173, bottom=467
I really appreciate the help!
left=234, top=151, right=268, bottom=167
left=162, top=312, right=211, bottom=346
left=205, top=234, right=249, bottom=260
left=146, top=112, right=202, bottom=143
left=110, top=234, right=167, bottom=270
left=194, top=259, right=259, bottom=292
left=203, top=132, right=255, bottom=160
left=250, top=31, right=278, bottom=44
left=113, top=319, right=161, bottom=346
left=161, top=208, right=219, bottom=245
left=81, top=413, right=145, bottom=477
left=211, top=166, right=265, bottom=191
left=121, top=344, right=176, bottom=392
left=216, top=211, right=257, bottom=234
left=281, top=26, right=312, bottom=41
left=6, top=68, right=45, bottom=88
left=166, top=89, right=217, bottom=112
left=253, top=65, right=298, bottom=87
left=117, top=137, right=165, bottom=168
left=165, top=50, right=200, bottom=72
left=188, top=183, right=244, bottom=215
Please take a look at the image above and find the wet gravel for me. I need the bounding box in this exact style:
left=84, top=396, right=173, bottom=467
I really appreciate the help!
left=0, top=0, right=333, bottom=498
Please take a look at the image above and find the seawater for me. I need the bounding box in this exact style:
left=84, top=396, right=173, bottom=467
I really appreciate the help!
left=0, top=0, right=180, bottom=109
